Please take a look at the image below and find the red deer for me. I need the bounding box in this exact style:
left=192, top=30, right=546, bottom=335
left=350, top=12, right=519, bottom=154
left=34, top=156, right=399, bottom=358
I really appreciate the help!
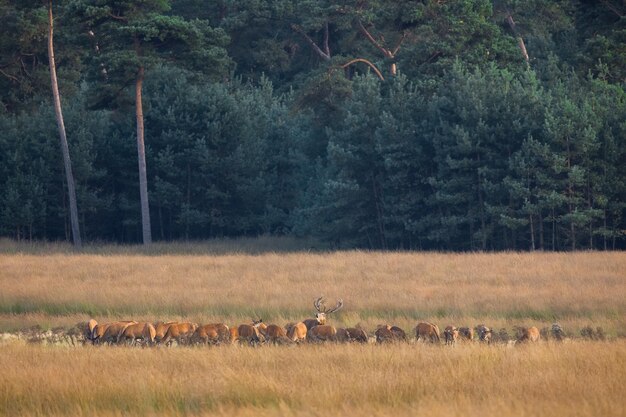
left=154, top=321, right=176, bottom=344
left=76, top=319, right=98, bottom=344
left=86, top=319, right=97, bottom=342
left=259, top=324, right=292, bottom=345
left=237, top=320, right=265, bottom=346
left=415, top=322, right=440, bottom=343
left=443, top=326, right=459, bottom=345
left=375, top=325, right=405, bottom=343
left=91, top=321, right=136, bottom=345
left=551, top=323, right=565, bottom=341
left=118, top=322, right=156, bottom=346
left=302, top=297, right=343, bottom=330
left=336, top=328, right=350, bottom=343
left=285, top=322, right=307, bottom=343
left=229, top=326, right=239, bottom=344
left=307, top=324, right=337, bottom=343
left=91, top=323, right=110, bottom=344
left=160, top=322, right=198, bottom=346
left=515, top=326, right=540, bottom=343
left=390, top=326, right=407, bottom=342
left=375, top=325, right=394, bottom=343
left=475, top=324, right=492, bottom=343
left=191, top=323, right=230, bottom=345
left=458, top=327, right=474, bottom=342
left=346, top=327, right=368, bottom=343
left=99, top=321, right=137, bottom=345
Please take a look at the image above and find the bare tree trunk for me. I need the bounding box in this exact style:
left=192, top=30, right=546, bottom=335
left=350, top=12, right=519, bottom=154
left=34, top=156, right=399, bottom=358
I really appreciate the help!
left=529, top=213, right=535, bottom=250
left=538, top=209, right=544, bottom=250
left=566, top=136, right=575, bottom=251
left=506, top=14, right=530, bottom=66
left=371, top=174, right=387, bottom=249
left=552, top=207, right=556, bottom=252
left=291, top=23, right=331, bottom=61
left=603, top=210, right=607, bottom=250
left=48, top=0, right=81, bottom=249
left=135, top=64, right=152, bottom=244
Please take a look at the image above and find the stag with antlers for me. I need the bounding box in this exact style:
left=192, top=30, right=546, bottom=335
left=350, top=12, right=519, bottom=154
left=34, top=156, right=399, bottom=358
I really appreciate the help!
left=301, top=296, right=343, bottom=330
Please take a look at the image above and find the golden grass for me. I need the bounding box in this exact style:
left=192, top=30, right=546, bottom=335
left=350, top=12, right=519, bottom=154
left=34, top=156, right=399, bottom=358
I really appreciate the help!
left=1, top=342, right=625, bottom=417
left=1, top=249, right=625, bottom=333
left=1, top=243, right=625, bottom=416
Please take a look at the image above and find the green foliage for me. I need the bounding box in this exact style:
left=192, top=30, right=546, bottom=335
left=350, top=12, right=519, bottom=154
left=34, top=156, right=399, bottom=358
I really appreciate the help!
left=144, top=66, right=305, bottom=238
left=0, top=0, right=624, bottom=249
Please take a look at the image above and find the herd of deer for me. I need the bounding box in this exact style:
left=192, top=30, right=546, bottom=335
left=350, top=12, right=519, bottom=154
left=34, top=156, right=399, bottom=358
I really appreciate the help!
left=84, top=297, right=556, bottom=347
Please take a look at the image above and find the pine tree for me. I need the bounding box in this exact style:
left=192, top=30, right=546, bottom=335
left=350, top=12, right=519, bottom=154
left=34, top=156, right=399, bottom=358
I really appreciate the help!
left=47, top=0, right=81, bottom=248
left=69, top=0, right=231, bottom=243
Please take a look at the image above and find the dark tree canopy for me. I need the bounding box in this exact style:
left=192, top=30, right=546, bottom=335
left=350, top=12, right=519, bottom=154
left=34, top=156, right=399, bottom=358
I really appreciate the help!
left=0, top=0, right=624, bottom=250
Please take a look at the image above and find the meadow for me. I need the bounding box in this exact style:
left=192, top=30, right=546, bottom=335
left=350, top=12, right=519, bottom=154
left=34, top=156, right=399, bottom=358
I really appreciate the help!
left=0, top=240, right=625, bottom=416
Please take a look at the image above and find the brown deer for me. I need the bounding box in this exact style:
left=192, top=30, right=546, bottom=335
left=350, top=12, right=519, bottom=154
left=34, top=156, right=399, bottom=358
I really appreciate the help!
left=154, top=321, right=177, bottom=344
left=336, top=327, right=350, bottom=343
left=375, top=325, right=406, bottom=343
left=307, top=324, right=338, bottom=343
left=160, top=322, right=198, bottom=346
left=415, top=322, right=440, bottom=343
left=390, top=325, right=407, bottom=342
left=458, top=327, right=474, bottom=342
left=443, top=326, right=459, bottom=345
left=336, top=327, right=369, bottom=343
left=86, top=319, right=98, bottom=342
left=118, top=322, right=156, bottom=346
left=237, top=319, right=265, bottom=346
left=285, top=322, right=307, bottom=343
left=302, top=297, right=343, bottom=330
left=475, top=324, right=493, bottom=344
left=259, top=324, right=292, bottom=345
left=95, top=321, right=137, bottom=345
left=346, top=327, right=369, bottom=343
left=76, top=319, right=98, bottom=344
left=229, top=326, right=239, bottom=344
left=375, top=325, right=395, bottom=343
left=191, top=323, right=230, bottom=345
left=515, top=326, right=540, bottom=343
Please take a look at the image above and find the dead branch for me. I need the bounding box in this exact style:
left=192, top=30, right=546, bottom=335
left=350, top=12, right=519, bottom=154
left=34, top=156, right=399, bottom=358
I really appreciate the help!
left=341, top=58, right=385, bottom=81
left=0, top=68, right=19, bottom=82
left=291, top=24, right=331, bottom=61
left=358, top=20, right=393, bottom=58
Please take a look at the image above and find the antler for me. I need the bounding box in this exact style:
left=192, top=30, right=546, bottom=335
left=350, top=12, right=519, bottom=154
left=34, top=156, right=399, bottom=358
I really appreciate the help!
left=313, top=296, right=325, bottom=313
left=326, top=298, right=344, bottom=314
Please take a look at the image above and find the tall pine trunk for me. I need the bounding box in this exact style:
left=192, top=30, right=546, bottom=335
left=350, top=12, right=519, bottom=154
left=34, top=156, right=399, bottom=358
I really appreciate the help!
left=48, top=0, right=81, bottom=249
left=135, top=64, right=152, bottom=244
left=529, top=213, right=535, bottom=250
left=506, top=14, right=530, bottom=66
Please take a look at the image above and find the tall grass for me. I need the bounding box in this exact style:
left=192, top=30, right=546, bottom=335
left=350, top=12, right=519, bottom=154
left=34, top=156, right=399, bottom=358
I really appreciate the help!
left=0, top=250, right=624, bottom=332
left=0, top=236, right=320, bottom=255
left=1, top=342, right=624, bottom=417
left=1, top=243, right=625, bottom=416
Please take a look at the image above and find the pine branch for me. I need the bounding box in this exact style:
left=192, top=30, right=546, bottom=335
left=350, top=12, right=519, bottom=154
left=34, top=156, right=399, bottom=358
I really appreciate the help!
left=291, top=24, right=331, bottom=61
left=358, top=20, right=393, bottom=58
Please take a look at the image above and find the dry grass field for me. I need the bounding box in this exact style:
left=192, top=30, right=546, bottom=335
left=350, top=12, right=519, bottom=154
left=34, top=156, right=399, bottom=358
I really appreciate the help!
left=1, top=342, right=625, bottom=417
left=0, top=240, right=625, bottom=416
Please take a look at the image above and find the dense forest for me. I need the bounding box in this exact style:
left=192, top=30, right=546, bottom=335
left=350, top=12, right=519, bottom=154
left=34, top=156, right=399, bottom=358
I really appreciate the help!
left=0, top=0, right=624, bottom=250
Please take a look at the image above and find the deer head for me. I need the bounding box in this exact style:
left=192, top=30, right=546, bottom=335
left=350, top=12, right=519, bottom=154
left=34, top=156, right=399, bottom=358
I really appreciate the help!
left=313, top=296, right=343, bottom=325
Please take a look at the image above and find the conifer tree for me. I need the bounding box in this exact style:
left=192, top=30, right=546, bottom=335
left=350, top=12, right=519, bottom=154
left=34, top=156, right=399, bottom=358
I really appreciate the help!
left=70, top=0, right=231, bottom=243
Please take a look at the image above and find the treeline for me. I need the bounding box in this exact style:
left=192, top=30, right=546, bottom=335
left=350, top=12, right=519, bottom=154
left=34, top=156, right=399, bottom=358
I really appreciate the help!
left=0, top=0, right=624, bottom=250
